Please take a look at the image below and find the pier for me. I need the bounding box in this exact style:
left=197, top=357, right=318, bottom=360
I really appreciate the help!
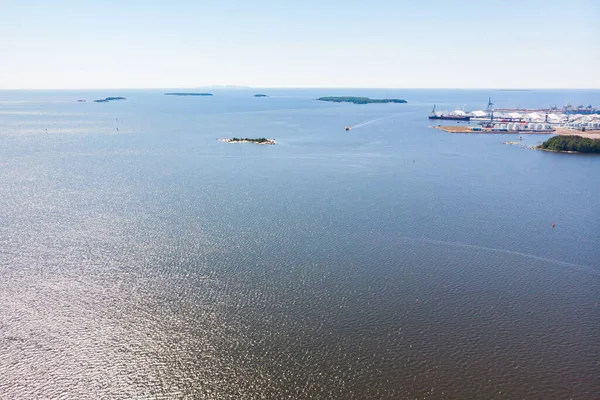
left=429, top=98, right=600, bottom=138
left=432, top=125, right=600, bottom=139
left=433, top=126, right=553, bottom=134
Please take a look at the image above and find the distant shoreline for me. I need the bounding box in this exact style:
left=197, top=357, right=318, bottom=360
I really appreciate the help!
left=164, top=92, right=213, bottom=96
left=93, top=96, right=126, bottom=103
left=318, top=96, right=407, bottom=104
left=218, top=138, right=275, bottom=145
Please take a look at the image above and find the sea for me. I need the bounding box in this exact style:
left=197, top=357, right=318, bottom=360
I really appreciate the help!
left=1, top=89, right=599, bottom=399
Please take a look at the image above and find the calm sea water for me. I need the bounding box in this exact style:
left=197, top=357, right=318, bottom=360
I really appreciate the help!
left=1, top=89, right=599, bottom=399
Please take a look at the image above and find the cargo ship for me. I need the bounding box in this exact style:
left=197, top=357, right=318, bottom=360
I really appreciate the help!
left=562, top=103, right=600, bottom=115
left=428, top=105, right=471, bottom=121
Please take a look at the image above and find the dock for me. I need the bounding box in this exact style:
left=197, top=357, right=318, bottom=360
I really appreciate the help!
left=432, top=126, right=553, bottom=134
left=432, top=125, right=600, bottom=139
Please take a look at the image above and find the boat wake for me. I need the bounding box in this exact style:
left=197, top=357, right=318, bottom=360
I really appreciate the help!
left=350, top=112, right=403, bottom=130
left=402, top=236, right=599, bottom=277
left=351, top=117, right=387, bottom=129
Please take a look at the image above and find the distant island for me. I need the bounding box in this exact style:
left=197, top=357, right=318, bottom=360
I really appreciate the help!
left=93, top=97, right=126, bottom=103
left=164, top=92, right=213, bottom=96
left=208, top=85, right=250, bottom=88
left=254, top=94, right=268, bottom=97
left=218, top=137, right=275, bottom=145
left=496, top=89, right=534, bottom=92
left=317, top=96, right=407, bottom=104
left=537, top=135, right=600, bottom=154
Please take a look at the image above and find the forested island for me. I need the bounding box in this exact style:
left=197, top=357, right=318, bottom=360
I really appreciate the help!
left=94, top=97, right=126, bottom=103
left=164, top=93, right=213, bottom=96
left=538, top=135, right=600, bottom=153
left=318, top=96, right=407, bottom=104
left=219, top=137, right=275, bottom=145
left=254, top=94, right=268, bottom=97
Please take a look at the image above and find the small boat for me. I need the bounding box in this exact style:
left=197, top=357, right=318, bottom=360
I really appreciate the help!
left=345, top=126, right=350, bottom=131
left=518, top=136, right=523, bottom=140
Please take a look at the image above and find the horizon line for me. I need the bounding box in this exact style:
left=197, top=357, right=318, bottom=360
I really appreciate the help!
left=1, top=87, right=599, bottom=91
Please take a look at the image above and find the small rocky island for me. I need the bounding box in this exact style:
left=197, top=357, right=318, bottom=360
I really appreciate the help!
left=164, top=92, right=213, bottom=96
left=318, top=96, right=407, bottom=104
left=537, top=135, right=600, bottom=154
left=94, top=97, right=126, bottom=103
left=219, top=137, right=275, bottom=145
left=254, top=94, right=268, bottom=97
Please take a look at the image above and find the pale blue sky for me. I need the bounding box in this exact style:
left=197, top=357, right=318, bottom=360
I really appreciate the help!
left=0, top=0, right=598, bottom=89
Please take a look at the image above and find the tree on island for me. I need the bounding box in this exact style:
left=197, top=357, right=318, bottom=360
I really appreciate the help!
left=317, top=96, right=407, bottom=104
left=539, top=135, right=600, bottom=153
left=231, top=137, right=270, bottom=143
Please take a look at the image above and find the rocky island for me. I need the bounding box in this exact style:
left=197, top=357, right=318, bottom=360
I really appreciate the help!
left=254, top=94, right=268, bottom=97
left=94, top=97, right=126, bottom=103
left=164, top=92, right=213, bottom=96
left=218, top=137, right=275, bottom=145
left=318, top=96, right=407, bottom=104
left=537, top=135, right=600, bottom=154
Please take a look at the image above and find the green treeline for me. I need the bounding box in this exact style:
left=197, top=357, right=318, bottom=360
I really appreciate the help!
left=539, top=135, right=600, bottom=153
left=317, top=97, right=407, bottom=104
left=164, top=93, right=213, bottom=96
left=230, top=138, right=270, bottom=143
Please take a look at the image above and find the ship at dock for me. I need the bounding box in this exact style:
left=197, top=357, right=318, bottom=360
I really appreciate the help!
left=430, top=97, right=600, bottom=134
left=428, top=105, right=471, bottom=121
left=562, top=103, right=600, bottom=115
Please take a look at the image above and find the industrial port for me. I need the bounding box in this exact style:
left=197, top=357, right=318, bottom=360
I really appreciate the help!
left=430, top=98, right=600, bottom=137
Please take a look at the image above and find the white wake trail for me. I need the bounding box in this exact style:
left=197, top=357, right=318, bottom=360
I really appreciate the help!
left=350, top=111, right=404, bottom=130
left=351, top=117, right=386, bottom=129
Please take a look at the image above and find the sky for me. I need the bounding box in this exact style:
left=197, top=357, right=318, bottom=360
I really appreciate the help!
left=0, top=0, right=598, bottom=89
